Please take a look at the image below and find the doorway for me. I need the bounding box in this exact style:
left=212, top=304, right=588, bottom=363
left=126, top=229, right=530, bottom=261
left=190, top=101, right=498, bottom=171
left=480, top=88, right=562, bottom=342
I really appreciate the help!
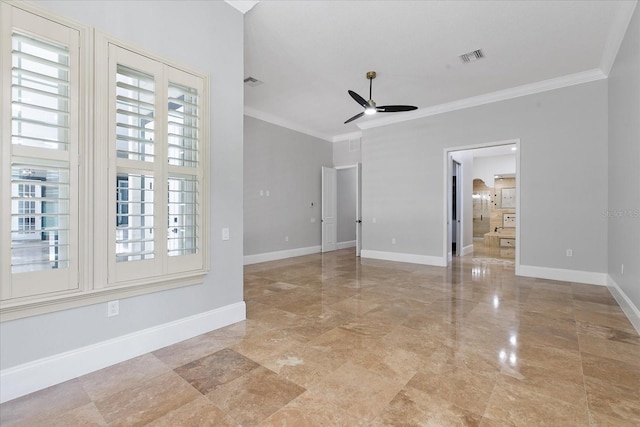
left=445, top=140, right=520, bottom=265
left=451, top=159, right=462, bottom=257
left=322, top=164, right=362, bottom=255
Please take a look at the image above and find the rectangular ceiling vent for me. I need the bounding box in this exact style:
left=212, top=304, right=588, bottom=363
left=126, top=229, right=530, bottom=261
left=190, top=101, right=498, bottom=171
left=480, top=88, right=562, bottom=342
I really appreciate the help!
left=244, top=76, right=263, bottom=87
left=459, top=49, right=484, bottom=64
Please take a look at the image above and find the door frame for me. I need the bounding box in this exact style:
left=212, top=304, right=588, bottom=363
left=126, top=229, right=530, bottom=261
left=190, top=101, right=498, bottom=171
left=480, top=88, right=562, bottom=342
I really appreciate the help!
left=442, top=138, right=521, bottom=269
left=451, top=159, right=462, bottom=258
left=321, top=166, right=337, bottom=252
left=335, top=163, right=362, bottom=256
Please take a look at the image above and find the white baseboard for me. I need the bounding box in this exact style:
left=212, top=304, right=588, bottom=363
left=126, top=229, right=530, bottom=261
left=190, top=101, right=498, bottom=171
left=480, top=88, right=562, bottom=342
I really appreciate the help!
left=607, top=276, right=640, bottom=335
left=244, top=245, right=321, bottom=265
left=0, top=301, right=246, bottom=404
left=336, top=240, right=356, bottom=250
left=517, top=264, right=607, bottom=286
left=361, top=250, right=447, bottom=267
left=462, top=244, right=474, bottom=256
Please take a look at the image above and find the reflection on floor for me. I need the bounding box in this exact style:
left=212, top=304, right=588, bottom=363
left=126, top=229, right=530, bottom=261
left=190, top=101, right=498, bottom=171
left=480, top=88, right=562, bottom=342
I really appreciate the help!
left=2, top=249, right=639, bottom=426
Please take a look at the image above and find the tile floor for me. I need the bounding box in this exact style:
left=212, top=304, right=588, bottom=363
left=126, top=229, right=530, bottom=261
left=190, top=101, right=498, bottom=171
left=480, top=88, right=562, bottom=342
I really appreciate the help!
left=2, top=248, right=639, bottom=426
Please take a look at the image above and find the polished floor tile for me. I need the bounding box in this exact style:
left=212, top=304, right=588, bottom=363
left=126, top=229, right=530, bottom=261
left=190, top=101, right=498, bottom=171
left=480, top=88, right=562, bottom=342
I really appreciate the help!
left=2, top=247, right=639, bottom=426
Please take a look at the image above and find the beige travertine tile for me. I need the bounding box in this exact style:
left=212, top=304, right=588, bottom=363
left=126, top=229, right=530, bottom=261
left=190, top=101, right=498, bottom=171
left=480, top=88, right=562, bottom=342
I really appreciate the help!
left=0, top=379, right=91, bottom=427
left=153, top=321, right=254, bottom=369
left=2, top=247, right=639, bottom=426
left=584, top=376, right=640, bottom=424
left=578, top=333, right=640, bottom=365
left=175, top=348, right=260, bottom=394
left=371, top=387, right=483, bottom=426
left=206, top=366, right=305, bottom=425
left=79, top=353, right=171, bottom=401
left=146, top=397, right=239, bottom=427
left=483, top=379, right=590, bottom=426
left=94, top=371, right=201, bottom=425
left=302, top=362, right=405, bottom=423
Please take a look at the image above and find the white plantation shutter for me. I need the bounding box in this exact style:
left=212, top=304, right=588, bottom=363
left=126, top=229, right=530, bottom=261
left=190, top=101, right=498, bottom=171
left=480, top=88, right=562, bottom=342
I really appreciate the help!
left=107, top=45, right=205, bottom=284
left=2, top=4, right=208, bottom=318
left=1, top=6, right=80, bottom=300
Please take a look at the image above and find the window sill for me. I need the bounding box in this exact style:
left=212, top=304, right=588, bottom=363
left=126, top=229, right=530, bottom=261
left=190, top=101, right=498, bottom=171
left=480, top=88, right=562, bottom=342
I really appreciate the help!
left=0, top=271, right=207, bottom=322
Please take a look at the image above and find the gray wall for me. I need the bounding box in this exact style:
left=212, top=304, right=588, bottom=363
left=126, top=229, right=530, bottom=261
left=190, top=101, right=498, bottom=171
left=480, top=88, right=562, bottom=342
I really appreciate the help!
left=333, top=138, right=362, bottom=167
left=1, top=1, right=244, bottom=369
left=362, top=80, right=608, bottom=272
left=474, top=154, right=516, bottom=188
left=337, top=168, right=357, bottom=243
left=608, top=5, right=640, bottom=310
left=244, top=116, right=333, bottom=256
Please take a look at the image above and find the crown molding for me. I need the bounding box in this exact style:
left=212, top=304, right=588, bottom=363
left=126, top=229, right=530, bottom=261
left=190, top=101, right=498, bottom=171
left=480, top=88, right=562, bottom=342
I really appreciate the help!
left=357, top=68, right=607, bottom=131
left=244, top=107, right=333, bottom=142
left=600, top=0, right=638, bottom=77
left=224, top=0, right=259, bottom=14
left=245, top=68, right=607, bottom=140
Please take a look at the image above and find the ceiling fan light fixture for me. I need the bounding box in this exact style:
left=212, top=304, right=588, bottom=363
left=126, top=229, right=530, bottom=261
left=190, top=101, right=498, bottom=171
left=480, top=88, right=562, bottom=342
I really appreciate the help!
left=344, top=71, right=417, bottom=124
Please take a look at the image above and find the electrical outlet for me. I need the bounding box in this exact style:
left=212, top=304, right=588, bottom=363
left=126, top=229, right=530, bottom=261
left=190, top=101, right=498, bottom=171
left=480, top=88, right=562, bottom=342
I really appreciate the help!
left=107, top=300, right=119, bottom=317
left=566, top=249, right=573, bottom=257
left=222, top=227, right=230, bottom=241
left=285, top=235, right=289, bottom=242
left=391, top=238, right=396, bottom=245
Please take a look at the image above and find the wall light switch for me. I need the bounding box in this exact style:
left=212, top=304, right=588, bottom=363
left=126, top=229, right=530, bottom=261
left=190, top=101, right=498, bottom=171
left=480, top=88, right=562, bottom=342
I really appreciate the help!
left=266, top=190, right=270, bottom=197
left=222, top=227, right=230, bottom=241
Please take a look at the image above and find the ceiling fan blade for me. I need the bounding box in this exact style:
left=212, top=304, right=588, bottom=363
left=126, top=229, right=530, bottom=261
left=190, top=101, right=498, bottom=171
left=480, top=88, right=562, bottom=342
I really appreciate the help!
left=376, top=105, right=418, bottom=113
left=344, top=111, right=365, bottom=124
left=348, top=90, right=369, bottom=109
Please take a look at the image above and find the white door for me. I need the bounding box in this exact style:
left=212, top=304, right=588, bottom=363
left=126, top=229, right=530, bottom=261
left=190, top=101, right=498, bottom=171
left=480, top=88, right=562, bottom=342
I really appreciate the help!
left=356, top=163, right=362, bottom=256
left=321, top=166, right=337, bottom=252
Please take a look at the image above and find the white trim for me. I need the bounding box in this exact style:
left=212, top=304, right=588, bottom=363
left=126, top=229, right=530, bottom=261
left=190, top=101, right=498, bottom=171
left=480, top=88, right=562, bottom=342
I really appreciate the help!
left=244, top=108, right=332, bottom=142
left=462, top=244, right=474, bottom=256
left=357, top=69, right=607, bottom=131
left=607, top=275, right=640, bottom=335
left=337, top=240, right=356, bottom=250
left=600, top=1, right=638, bottom=76
left=0, top=302, right=246, bottom=403
left=332, top=131, right=362, bottom=143
left=517, top=265, right=607, bottom=286
left=243, top=245, right=321, bottom=265
left=361, top=250, right=447, bottom=267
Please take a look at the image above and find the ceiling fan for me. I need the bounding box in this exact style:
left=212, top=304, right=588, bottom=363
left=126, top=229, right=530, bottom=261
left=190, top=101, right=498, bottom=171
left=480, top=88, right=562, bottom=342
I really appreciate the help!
left=344, top=71, right=418, bottom=124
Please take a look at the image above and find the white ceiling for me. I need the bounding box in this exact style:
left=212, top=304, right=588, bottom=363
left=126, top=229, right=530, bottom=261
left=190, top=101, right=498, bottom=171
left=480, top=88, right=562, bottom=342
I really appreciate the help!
left=243, top=0, right=637, bottom=141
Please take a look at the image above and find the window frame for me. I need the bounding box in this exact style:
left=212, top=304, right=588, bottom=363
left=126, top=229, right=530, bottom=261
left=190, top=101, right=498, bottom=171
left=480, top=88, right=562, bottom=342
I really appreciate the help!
left=0, top=2, right=210, bottom=321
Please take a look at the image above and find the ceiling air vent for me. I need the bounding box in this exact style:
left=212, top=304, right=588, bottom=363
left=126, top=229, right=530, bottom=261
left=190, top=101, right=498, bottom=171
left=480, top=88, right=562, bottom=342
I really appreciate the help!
left=244, top=76, right=263, bottom=87
left=459, top=49, right=485, bottom=64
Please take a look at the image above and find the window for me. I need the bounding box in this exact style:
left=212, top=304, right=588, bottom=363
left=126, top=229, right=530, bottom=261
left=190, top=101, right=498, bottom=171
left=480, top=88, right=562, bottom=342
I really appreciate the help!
left=1, top=4, right=80, bottom=300
left=102, top=43, right=207, bottom=286
left=1, top=4, right=209, bottom=320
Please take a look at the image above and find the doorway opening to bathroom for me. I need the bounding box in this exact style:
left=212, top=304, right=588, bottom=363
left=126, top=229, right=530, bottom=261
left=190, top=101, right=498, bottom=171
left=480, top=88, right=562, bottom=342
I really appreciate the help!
left=445, top=140, right=520, bottom=265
